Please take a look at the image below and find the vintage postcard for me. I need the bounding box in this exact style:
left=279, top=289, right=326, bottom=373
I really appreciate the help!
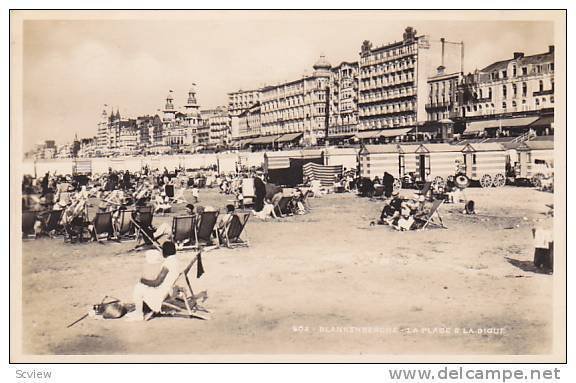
left=9, top=10, right=566, bottom=363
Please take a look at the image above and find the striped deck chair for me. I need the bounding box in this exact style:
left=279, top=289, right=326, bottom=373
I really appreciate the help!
left=172, top=215, right=197, bottom=249
left=195, top=211, right=219, bottom=248
left=22, top=211, right=38, bottom=239
left=416, top=199, right=446, bottom=230
left=92, top=211, right=116, bottom=241
left=218, top=213, right=250, bottom=248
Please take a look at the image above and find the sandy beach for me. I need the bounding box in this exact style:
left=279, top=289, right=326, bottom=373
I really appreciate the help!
left=20, top=186, right=554, bottom=356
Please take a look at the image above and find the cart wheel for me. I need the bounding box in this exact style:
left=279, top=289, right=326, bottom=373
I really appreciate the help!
left=393, top=178, right=402, bottom=192
left=492, top=173, right=506, bottom=188
left=432, top=176, right=445, bottom=189
left=480, top=174, right=493, bottom=188
left=531, top=173, right=544, bottom=188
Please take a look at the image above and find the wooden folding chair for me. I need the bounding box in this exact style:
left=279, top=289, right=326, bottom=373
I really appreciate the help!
left=172, top=215, right=197, bottom=249
left=195, top=211, right=219, bottom=248
left=92, top=211, right=116, bottom=241
left=218, top=213, right=250, bottom=248
left=274, top=196, right=293, bottom=217
left=22, top=211, right=38, bottom=239
left=159, top=253, right=210, bottom=320
left=116, top=209, right=136, bottom=240
left=42, top=209, right=65, bottom=237
left=416, top=199, right=446, bottom=230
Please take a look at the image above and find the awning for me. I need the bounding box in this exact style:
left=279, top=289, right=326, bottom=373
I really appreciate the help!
left=408, top=125, right=439, bottom=134
left=528, top=116, right=554, bottom=128
left=465, top=120, right=500, bottom=133
left=465, top=117, right=540, bottom=134
left=354, top=130, right=380, bottom=139
left=236, top=138, right=253, bottom=146
left=500, top=116, right=539, bottom=128
left=276, top=132, right=303, bottom=143
left=250, top=135, right=280, bottom=145
left=378, top=128, right=412, bottom=137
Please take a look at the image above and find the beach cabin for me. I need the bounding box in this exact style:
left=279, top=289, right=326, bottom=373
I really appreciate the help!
left=515, top=140, right=555, bottom=183
left=264, top=150, right=323, bottom=186
left=398, top=144, right=420, bottom=180
left=461, top=143, right=507, bottom=187
left=323, top=147, right=359, bottom=171
left=414, top=143, right=465, bottom=186
left=358, top=144, right=404, bottom=188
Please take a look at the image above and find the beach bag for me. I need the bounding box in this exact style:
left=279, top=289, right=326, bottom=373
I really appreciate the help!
left=94, top=296, right=128, bottom=319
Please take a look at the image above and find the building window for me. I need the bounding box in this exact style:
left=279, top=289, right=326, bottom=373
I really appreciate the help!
left=539, top=80, right=544, bottom=92
left=512, top=65, right=517, bottom=77
left=522, top=67, right=528, bottom=76
left=535, top=98, right=540, bottom=107
left=502, top=70, right=507, bottom=79
left=488, top=87, right=492, bottom=99
left=522, top=82, right=527, bottom=97
left=502, top=102, right=507, bottom=110
left=502, top=85, right=507, bottom=98
left=512, top=83, right=517, bottom=97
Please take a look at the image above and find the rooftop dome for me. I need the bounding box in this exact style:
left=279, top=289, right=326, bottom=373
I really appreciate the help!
left=313, top=55, right=332, bottom=70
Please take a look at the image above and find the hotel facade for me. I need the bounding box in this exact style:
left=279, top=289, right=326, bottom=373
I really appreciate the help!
left=260, top=55, right=332, bottom=145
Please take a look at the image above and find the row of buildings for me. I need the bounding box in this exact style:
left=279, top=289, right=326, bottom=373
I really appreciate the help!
left=29, top=26, right=555, bottom=160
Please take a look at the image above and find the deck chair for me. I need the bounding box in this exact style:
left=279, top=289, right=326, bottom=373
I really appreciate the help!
left=218, top=213, right=250, bottom=248
left=22, top=211, right=37, bottom=239
left=195, top=211, right=219, bottom=247
left=373, top=185, right=385, bottom=198
left=132, top=209, right=156, bottom=248
left=116, top=209, right=136, bottom=240
left=159, top=253, right=209, bottom=320
left=416, top=199, right=446, bottom=230
left=92, top=211, right=116, bottom=241
left=136, top=205, right=153, bottom=214
left=418, top=181, right=433, bottom=200
left=172, top=215, right=197, bottom=249
left=42, top=209, right=65, bottom=237
left=164, top=184, right=175, bottom=199
left=274, top=196, right=293, bottom=216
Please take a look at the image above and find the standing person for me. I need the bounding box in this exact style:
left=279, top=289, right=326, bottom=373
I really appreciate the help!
left=191, top=185, right=199, bottom=203
left=123, top=170, right=132, bottom=191
left=253, top=176, right=266, bottom=212
left=382, top=171, right=395, bottom=198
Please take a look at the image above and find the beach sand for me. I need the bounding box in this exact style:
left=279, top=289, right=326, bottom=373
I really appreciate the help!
left=20, top=186, right=555, bottom=357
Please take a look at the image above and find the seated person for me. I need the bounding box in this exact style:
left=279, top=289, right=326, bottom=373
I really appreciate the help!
left=393, top=203, right=415, bottom=231
left=254, top=198, right=278, bottom=220
left=381, top=191, right=403, bottom=224
left=218, top=204, right=236, bottom=230
left=127, top=241, right=185, bottom=321
left=153, top=192, right=171, bottom=215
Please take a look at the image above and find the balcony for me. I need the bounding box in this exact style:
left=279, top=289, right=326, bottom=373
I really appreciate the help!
left=533, top=89, right=554, bottom=96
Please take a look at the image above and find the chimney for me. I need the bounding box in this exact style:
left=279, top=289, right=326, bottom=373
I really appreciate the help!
left=513, top=52, right=524, bottom=59
left=548, top=45, right=555, bottom=53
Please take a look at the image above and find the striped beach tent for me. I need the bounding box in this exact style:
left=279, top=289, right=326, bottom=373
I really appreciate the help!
left=302, top=162, right=343, bottom=186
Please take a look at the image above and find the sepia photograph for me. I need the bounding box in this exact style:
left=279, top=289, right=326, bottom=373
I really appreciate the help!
left=9, top=9, right=566, bottom=363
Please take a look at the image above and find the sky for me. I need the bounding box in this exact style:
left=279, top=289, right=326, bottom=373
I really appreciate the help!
left=19, top=11, right=555, bottom=151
